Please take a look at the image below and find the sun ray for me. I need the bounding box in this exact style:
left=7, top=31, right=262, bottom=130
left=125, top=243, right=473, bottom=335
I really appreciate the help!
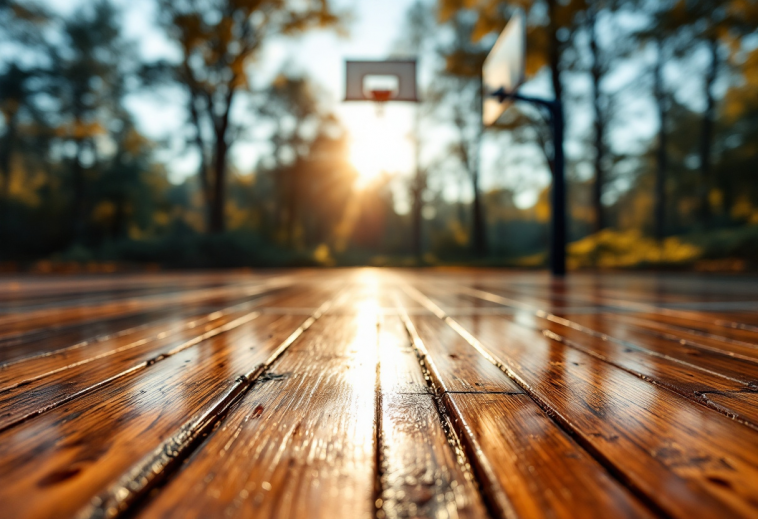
left=343, top=106, right=415, bottom=188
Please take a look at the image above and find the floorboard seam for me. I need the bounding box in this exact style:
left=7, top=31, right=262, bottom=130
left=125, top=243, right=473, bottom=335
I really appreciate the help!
left=394, top=296, right=510, bottom=519
left=0, top=311, right=263, bottom=434
left=73, top=287, right=346, bottom=519
left=374, top=315, right=387, bottom=519
left=452, top=284, right=758, bottom=430
left=402, top=284, right=674, bottom=519
left=0, top=295, right=277, bottom=395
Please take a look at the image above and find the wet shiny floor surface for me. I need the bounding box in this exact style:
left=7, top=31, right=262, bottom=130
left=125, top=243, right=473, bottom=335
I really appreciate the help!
left=1, top=269, right=758, bottom=519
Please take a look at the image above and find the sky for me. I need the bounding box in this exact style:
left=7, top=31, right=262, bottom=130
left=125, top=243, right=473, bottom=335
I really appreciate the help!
left=120, top=0, right=421, bottom=182
left=36, top=0, right=702, bottom=212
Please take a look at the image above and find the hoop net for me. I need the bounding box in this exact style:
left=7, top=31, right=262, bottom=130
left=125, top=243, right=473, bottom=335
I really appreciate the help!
left=369, top=89, right=393, bottom=116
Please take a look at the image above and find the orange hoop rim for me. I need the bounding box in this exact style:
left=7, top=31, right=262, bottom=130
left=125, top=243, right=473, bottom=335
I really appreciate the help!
left=368, top=89, right=394, bottom=102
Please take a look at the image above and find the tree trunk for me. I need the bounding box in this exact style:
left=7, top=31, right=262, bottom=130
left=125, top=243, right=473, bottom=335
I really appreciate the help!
left=653, top=39, right=668, bottom=241
left=411, top=178, right=424, bottom=261
left=699, top=36, right=718, bottom=227
left=71, top=141, right=87, bottom=243
left=589, top=8, right=605, bottom=233
left=209, top=90, right=235, bottom=234
left=0, top=115, right=15, bottom=200
left=286, top=167, right=299, bottom=248
left=411, top=113, right=424, bottom=261
left=471, top=167, right=487, bottom=256
left=188, top=91, right=213, bottom=232
left=546, top=0, right=564, bottom=109
left=0, top=114, right=16, bottom=257
left=210, top=137, right=227, bottom=234
left=113, top=195, right=126, bottom=239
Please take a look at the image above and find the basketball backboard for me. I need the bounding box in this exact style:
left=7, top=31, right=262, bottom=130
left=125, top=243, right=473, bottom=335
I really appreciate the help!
left=344, top=60, right=418, bottom=102
left=482, top=11, right=526, bottom=126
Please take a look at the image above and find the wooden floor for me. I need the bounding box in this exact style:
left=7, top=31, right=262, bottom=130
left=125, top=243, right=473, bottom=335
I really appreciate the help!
left=1, top=269, right=758, bottom=519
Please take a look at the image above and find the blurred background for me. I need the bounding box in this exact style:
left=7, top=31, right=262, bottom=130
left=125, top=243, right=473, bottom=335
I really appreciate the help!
left=0, top=0, right=756, bottom=272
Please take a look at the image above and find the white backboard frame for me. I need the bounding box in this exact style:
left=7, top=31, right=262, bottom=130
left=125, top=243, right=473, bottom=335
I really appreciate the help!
left=482, top=11, right=526, bottom=126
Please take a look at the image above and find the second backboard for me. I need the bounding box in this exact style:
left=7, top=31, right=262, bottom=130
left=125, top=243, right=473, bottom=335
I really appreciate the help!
left=482, top=11, right=526, bottom=126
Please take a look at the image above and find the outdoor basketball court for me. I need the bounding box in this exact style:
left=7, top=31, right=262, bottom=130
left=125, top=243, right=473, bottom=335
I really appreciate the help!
left=0, top=269, right=757, bottom=518
left=2, top=9, right=757, bottom=519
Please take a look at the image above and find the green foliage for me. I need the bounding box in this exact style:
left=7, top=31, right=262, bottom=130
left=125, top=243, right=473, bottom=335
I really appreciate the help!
left=77, top=230, right=318, bottom=268
left=563, top=225, right=758, bottom=270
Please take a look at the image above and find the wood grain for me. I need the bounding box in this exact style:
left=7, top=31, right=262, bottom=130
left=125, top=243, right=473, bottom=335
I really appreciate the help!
left=380, top=393, right=488, bottom=519
left=444, top=393, right=655, bottom=519
left=560, top=312, right=758, bottom=383
left=136, top=315, right=378, bottom=519
left=2, top=269, right=758, bottom=519
left=440, top=284, right=758, bottom=428
left=405, top=314, right=523, bottom=394
left=0, top=313, right=311, bottom=519
left=377, top=314, right=489, bottom=519
left=465, top=315, right=758, bottom=518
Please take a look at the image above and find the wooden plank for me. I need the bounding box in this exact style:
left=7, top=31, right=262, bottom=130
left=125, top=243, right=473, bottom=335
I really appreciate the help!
left=0, top=284, right=334, bottom=431
left=0, top=308, right=186, bottom=364
left=457, top=281, right=758, bottom=336
left=560, top=313, right=758, bottom=383
left=0, top=279, right=290, bottom=336
left=444, top=393, right=655, bottom=519
left=0, top=279, right=327, bottom=371
left=539, top=324, right=758, bottom=430
left=378, top=314, right=428, bottom=396
left=437, top=284, right=758, bottom=427
left=0, top=313, right=315, bottom=519
left=702, top=393, right=758, bottom=423
left=461, top=315, right=758, bottom=518
left=377, top=314, right=489, bottom=519
left=407, top=315, right=523, bottom=394
left=0, top=308, right=258, bottom=432
left=449, top=282, right=758, bottom=376
left=596, top=313, right=758, bottom=360
left=380, top=394, right=489, bottom=519
left=409, top=289, right=506, bottom=314
left=0, top=273, right=286, bottom=304
left=710, top=312, right=758, bottom=329
left=0, top=301, right=258, bottom=391
left=135, top=314, right=378, bottom=519
left=496, top=312, right=758, bottom=429
left=396, top=287, right=657, bottom=519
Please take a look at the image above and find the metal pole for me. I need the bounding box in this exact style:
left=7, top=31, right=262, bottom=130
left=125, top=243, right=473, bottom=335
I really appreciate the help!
left=549, top=100, right=566, bottom=276
left=491, top=89, right=566, bottom=276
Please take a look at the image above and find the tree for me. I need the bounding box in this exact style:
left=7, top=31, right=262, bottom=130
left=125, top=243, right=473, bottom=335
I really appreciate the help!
left=718, top=46, right=758, bottom=219
left=627, top=0, right=679, bottom=240
left=155, top=0, right=343, bottom=233
left=45, top=1, right=134, bottom=242
left=667, top=0, right=758, bottom=226
left=436, top=11, right=492, bottom=256
left=0, top=1, right=50, bottom=234
left=256, top=73, right=346, bottom=248
left=395, top=0, right=437, bottom=261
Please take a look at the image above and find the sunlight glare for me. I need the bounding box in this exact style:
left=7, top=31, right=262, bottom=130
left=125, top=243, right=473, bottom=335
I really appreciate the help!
left=343, top=105, right=415, bottom=188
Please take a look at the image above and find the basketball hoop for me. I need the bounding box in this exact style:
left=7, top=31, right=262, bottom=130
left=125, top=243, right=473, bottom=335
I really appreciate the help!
left=369, top=89, right=393, bottom=102
left=344, top=60, right=418, bottom=116
left=368, top=89, right=393, bottom=116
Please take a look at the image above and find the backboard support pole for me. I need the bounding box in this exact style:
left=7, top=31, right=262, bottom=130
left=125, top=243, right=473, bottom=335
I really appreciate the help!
left=491, top=88, right=566, bottom=277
